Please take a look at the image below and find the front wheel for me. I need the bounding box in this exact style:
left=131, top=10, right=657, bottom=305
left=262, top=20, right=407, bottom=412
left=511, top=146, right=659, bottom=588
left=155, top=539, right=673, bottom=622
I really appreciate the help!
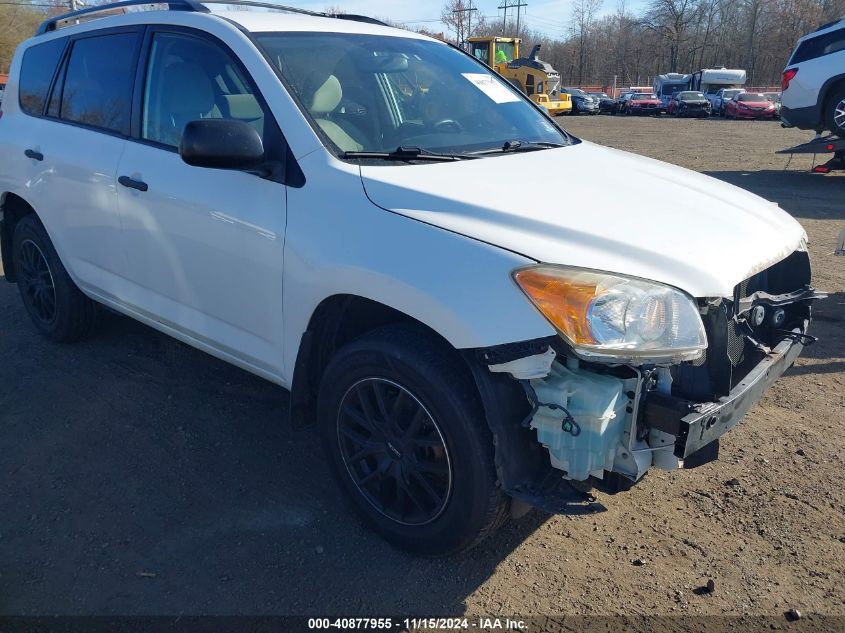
left=825, top=87, right=845, bottom=136
left=12, top=215, right=101, bottom=342
left=317, top=324, right=509, bottom=556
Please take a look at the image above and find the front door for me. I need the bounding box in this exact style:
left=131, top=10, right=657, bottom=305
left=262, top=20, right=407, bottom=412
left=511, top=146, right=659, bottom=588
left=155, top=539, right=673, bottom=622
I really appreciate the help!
left=115, top=29, right=288, bottom=378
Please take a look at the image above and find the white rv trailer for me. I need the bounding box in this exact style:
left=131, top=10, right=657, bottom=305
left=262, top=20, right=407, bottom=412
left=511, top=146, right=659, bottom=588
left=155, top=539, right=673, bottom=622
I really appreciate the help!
left=690, top=68, right=747, bottom=95
left=654, top=73, right=693, bottom=110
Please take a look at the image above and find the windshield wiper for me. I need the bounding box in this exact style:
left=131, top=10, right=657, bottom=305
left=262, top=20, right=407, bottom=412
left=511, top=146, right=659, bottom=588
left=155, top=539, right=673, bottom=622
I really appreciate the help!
left=469, top=140, right=568, bottom=156
left=342, top=146, right=476, bottom=162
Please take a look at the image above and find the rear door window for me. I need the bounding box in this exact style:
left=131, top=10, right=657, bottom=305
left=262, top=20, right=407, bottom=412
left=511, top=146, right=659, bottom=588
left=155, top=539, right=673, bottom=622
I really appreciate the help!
left=19, top=38, right=66, bottom=116
left=60, top=31, right=139, bottom=135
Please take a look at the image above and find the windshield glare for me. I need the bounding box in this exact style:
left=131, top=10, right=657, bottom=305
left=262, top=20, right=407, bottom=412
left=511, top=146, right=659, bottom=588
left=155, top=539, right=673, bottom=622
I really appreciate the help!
left=254, top=32, right=566, bottom=158
left=679, top=92, right=705, bottom=101
left=633, top=93, right=657, bottom=100
left=738, top=93, right=766, bottom=102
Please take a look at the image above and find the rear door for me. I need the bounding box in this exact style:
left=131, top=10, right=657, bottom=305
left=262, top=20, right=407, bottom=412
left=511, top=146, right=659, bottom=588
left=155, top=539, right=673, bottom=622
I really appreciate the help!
left=114, top=28, right=289, bottom=378
left=7, top=29, right=141, bottom=294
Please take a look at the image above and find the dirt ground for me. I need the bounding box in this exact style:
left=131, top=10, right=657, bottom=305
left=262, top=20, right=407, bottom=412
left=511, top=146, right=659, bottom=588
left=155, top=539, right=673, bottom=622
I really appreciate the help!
left=0, top=115, right=843, bottom=625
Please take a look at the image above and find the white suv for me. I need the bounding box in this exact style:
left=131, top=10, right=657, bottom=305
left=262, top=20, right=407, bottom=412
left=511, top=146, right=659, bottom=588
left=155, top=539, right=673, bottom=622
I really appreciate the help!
left=0, top=0, right=823, bottom=555
left=781, top=16, right=845, bottom=136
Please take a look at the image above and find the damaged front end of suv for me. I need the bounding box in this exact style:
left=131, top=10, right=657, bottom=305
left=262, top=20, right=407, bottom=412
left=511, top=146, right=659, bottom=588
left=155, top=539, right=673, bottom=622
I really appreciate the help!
left=466, top=250, right=825, bottom=514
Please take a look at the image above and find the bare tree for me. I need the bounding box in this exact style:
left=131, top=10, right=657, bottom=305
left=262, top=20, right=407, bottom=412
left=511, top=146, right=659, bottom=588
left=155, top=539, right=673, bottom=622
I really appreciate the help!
left=440, top=0, right=480, bottom=46
left=570, top=0, right=604, bottom=84
left=642, top=0, right=700, bottom=71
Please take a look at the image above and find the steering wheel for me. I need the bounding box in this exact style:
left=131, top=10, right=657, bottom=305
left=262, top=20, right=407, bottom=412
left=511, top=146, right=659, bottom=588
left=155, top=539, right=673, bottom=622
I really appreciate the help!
left=432, top=119, right=464, bottom=134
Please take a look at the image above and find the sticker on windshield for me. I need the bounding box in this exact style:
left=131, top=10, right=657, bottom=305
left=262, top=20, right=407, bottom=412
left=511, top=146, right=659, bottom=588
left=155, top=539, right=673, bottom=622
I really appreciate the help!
left=462, top=73, right=521, bottom=104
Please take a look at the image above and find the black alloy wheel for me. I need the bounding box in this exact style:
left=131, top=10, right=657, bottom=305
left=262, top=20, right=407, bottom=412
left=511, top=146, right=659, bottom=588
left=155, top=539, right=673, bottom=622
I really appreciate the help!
left=318, top=324, right=510, bottom=556
left=16, top=239, right=57, bottom=326
left=11, top=214, right=101, bottom=342
left=336, top=377, right=452, bottom=526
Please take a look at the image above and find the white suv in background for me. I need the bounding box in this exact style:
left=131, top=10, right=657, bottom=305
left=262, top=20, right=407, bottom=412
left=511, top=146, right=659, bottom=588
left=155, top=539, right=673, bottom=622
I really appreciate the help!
left=781, top=16, right=845, bottom=136
left=0, top=0, right=823, bottom=555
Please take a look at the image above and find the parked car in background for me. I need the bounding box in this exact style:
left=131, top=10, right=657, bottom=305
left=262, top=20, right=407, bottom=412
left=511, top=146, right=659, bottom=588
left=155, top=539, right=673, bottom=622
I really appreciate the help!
left=763, top=91, right=782, bottom=118
left=709, top=88, right=746, bottom=115
left=561, top=88, right=599, bottom=115
left=668, top=91, right=711, bottom=117
left=612, top=91, right=633, bottom=114
left=724, top=92, right=777, bottom=119
left=622, top=93, right=662, bottom=116
left=588, top=91, right=614, bottom=113
left=781, top=16, right=845, bottom=136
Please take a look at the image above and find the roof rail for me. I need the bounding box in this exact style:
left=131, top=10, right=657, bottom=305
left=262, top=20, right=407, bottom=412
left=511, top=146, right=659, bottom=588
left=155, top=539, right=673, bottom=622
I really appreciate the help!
left=37, top=0, right=207, bottom=35
left=36, top=0, right=388, bottom=35
left=199, top=1, right=389, bottom=26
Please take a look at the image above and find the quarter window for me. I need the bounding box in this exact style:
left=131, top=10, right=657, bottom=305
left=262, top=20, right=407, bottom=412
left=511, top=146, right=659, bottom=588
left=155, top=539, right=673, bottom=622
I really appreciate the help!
left=142, top=32, right=267, bottom=148
left=60, top=32, right=138, bottom=135
left=18, top=38, right=66, bottom=116
left=791, top=28, right=845, bottom=64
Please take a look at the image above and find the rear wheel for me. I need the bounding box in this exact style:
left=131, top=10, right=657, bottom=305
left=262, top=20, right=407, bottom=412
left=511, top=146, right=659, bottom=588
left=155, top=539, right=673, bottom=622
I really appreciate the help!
left=825, top=86, right=845, bottom=136
left=317, top=324, right=509, bottom=556
left=12, top=215, right=101, bottom=342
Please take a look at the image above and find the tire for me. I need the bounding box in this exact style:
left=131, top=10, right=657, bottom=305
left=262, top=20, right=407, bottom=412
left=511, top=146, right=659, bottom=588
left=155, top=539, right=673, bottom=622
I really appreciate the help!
left=824, top=86, right=845, bottom=136
left=317, top=323, right=509, bottom=556
left=12, top=215, right=101, bottom=342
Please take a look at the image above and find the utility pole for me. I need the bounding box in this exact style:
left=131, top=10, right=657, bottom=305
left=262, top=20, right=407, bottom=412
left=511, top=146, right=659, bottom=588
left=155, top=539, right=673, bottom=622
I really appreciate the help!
left=452, top=2, right=477, bottom=48
left=498, top=1, right=527, bottom=36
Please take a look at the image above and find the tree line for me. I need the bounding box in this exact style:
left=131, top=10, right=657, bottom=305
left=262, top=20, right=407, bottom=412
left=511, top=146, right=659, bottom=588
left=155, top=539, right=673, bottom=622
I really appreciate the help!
left=438, top=0, right=845, bottom=90
left=4, top=0, right=844, bottom=87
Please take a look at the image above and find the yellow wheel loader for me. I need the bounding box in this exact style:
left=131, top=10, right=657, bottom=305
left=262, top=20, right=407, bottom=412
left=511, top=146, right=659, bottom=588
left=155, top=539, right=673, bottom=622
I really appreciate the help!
left=467, top=36, right=571, bottom=116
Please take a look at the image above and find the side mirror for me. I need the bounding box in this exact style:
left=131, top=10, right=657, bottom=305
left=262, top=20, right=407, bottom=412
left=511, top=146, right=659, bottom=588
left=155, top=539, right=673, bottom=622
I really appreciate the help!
left=179, top=119, right=265, bottom=171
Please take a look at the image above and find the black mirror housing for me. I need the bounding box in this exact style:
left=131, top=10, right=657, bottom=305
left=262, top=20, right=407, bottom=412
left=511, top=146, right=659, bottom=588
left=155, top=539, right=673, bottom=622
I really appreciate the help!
left=179, top=119, right=265, bottom=171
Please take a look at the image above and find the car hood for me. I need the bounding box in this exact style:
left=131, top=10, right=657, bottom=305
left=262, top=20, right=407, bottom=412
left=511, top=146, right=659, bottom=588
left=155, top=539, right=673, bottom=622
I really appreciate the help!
left=359, top=141, right=806, bottom=298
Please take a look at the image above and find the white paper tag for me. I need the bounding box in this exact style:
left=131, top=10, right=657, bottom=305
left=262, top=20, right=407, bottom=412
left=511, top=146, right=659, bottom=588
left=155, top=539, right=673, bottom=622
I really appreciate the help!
left=462, top=73, right=521, bottom=104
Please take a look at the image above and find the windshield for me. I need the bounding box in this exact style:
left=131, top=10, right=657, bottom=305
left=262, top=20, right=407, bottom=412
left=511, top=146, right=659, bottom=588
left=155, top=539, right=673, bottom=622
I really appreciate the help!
left=738, top=93, right=766, bottom=102
left=763, top=92, right=781, bottom=102
left=254, top=32, right=567, bottom=158
left=566, top=88, right=586, bottom=96
left=632, top=93, right=657, bottom=100
left=723, top=89, right=743, bottom=99
left=678, top=92, right=705, bottom=101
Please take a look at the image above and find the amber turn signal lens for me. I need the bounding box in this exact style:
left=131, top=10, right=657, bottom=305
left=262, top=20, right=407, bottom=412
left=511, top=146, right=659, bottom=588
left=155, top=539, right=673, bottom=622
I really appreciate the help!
left=513, top=269, right=599, bottom=345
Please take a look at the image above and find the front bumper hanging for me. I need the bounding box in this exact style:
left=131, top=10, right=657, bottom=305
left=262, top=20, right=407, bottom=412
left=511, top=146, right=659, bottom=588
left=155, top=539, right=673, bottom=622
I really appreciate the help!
left=644, top=332, right=805, bottom=459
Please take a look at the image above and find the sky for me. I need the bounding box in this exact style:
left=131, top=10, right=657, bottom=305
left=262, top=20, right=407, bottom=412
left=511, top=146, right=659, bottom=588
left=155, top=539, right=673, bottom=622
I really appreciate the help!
left=293, top=0, right=649, bottom=40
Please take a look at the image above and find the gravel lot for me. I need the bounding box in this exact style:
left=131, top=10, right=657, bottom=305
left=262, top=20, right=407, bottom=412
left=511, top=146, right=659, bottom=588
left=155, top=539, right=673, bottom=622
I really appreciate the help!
left=0, top=115, right=843, bottom=624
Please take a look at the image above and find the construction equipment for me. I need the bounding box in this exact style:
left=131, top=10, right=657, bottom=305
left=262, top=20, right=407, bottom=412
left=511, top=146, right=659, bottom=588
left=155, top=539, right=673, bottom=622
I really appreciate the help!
left=468, top=36, right=571, bottom=116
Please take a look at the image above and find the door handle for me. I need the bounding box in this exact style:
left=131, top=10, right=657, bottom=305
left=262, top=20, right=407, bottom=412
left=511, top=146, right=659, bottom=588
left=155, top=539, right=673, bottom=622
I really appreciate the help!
left=25, top=149, right=44, bottom=161
left=118, top=176, right=148, bottom=192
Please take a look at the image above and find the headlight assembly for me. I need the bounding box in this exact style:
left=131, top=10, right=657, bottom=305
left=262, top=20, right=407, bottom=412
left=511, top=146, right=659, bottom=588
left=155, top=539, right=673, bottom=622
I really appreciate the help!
left=513, top=266, right=707, bottom=364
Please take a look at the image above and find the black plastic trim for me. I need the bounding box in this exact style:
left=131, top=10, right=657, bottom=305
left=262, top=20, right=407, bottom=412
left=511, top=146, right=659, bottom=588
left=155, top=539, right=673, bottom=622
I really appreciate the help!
left=645, top=331, right=806, bottom=459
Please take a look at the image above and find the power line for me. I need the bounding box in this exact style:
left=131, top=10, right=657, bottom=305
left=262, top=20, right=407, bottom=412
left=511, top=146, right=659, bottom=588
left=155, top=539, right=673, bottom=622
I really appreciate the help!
left=451, top=2, right=477, bottom=45
left=498, top=0, right=527, bottom=36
